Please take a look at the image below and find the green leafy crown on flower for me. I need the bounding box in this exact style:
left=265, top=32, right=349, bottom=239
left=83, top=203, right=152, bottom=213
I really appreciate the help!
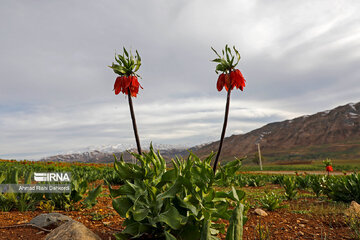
left=323, top=158, right=332, bottom=167
left=108, top=47, right=141, bottom=77
left=211, top=44, right=241, bottom=73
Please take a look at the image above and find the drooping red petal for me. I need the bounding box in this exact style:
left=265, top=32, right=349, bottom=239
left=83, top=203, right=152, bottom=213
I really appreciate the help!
left=224, top=73, right=233, bottom=91
left=234, top=69, right=246, bottom=91
left=128, top=76, right=141, bottom=97
left=130, top=85, right=139, bottom=97
left=230, top=71, right=238, bottom=90
left=121, top=76, right=131, bottom=95
left=217, top=74, right=225, bottom=91
left=114, top=77, right=122, bottom=95
left=131, top=76, right=139, bottom=87
left=133, top=76, right=143, bottom=89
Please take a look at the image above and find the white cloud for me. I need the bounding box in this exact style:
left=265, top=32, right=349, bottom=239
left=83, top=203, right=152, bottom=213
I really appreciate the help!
left=0, top=97, right=298, bottom=159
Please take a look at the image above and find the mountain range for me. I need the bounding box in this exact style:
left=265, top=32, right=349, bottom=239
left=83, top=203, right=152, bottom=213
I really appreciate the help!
left=195, top=102, right=360, bottom=164
left=40, top=102, right=360, bottom=164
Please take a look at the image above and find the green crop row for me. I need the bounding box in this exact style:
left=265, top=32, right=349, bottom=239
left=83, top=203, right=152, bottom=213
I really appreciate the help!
left=0, top=167, right=102, bottom=212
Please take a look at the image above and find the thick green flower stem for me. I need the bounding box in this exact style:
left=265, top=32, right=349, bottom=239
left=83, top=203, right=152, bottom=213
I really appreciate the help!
left=213, top=87, right=232, bottom=173
left=127, top=89, right=142, bottom=155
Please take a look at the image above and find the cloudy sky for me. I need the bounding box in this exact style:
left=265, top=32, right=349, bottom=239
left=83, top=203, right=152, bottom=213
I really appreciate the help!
left=1, top=0, right=359, bottom=160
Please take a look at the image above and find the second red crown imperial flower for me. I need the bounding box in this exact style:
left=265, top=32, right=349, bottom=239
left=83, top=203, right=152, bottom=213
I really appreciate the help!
left=216, top=69, right=246, bottom=92
left=114, top=75, right=143, bottom=97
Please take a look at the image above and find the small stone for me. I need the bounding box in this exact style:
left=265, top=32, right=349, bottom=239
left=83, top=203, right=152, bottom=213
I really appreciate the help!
left=299, top=224, right=305, bottom=228
left=254, top=208, right=268, bottom=217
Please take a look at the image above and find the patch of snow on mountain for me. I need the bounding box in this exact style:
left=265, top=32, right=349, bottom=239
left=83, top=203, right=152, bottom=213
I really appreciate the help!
left=321, top=110, right=331, bottom=116
left=349, top=103, right=357, bottom=111
left=63, top=143, right=188, bottom=156
left=349, top=112, right=359, bottom=118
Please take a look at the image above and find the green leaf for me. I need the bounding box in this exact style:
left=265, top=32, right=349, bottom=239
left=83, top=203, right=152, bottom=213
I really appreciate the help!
left=157, top=178, right=182, bottom=200
left=213, top=202, right=231, bottom=220
left=0, top=173, right=5, bottom=184
left=109, top=184, right=135, bottom=198
left=136, top=50, right=141, bottom=61
left=117, top=54, right=125, bottom=64
left=230, top=186, right=239, bottom=201
left=158, top=206, right=186, bottom=230
left=114, top=233, right=129, bottom=240
left=113, top=197, right=133, bottom=217
left=132, top=208, right=150, bottom=221
left=79, top=181, right=88, bottom=194
left=114, top=156, right=144, bottom=180
left=233, top=46, right=241, bottom=66
left=24, top=171, right=32, bottom=184
left=122, top=222, right=141, bottom=236
left=123, top=47, right=129, bottom=57
left=225, top=203, right=244, bottom=240
left=164, top=231, right=177, bottom=240
left=9, top=169, right=18, bottom=184
left=109, top=64, right=126, bottom=75
left=115, top=55, right=122, bottom=65
left=214, top=191, right=230, bottom=200
left=83, top=184, right=102, bottom=208
left=225, top=48, right=231, bottom=64
left=211, top=58, right=222, bottom=63
left=211, top=47, right=221, bottom=58
left=236, top=189, right=246, bottom=201
left=156, top=169, right=177, bottom=189
left=216, top=64, right=226, bottom=72
left=178, top=197, right=198, bottom=216
left=200, top=218, right=212, bottom=240
left=134, top=63, right=141, bottom=72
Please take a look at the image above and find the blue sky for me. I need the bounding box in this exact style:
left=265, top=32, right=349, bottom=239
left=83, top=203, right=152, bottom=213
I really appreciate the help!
left=1, top=0, right=359, bottom=160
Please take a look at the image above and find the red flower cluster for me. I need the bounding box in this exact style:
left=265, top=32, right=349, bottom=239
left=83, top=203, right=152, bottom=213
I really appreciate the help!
left=217, top=69, right=246, bottom=92
left=326, top=165, right=333, bottom=172
left=114, top=76, right=143, bottom=97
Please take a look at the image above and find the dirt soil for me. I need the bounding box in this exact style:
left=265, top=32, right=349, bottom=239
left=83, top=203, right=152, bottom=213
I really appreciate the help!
left=0, top=181, right=356, bottom=240
left=242, top=206, right=351, bottom=239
